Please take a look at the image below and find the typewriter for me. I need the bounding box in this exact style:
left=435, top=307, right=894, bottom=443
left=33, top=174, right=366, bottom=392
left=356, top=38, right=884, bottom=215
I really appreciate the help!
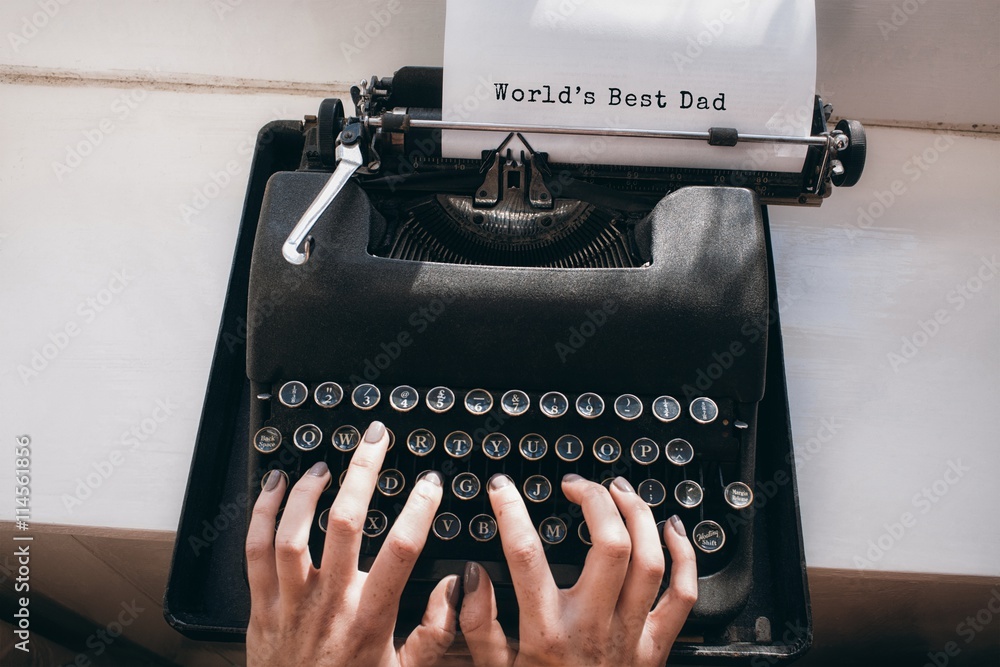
left=166, top=66, right=865, bottom=662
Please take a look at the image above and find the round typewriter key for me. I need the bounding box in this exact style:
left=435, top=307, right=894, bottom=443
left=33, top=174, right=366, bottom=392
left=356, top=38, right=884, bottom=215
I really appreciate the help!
left=554, top=434, right=584, bottom=462
left=426, top=386, right=456, bottom=413
left=539, top=391, right=569, bottom=418
left=578, top=521, right=592, bottom=546
left=637, top=479, right=667, bottom=507
left=389, top=385, right=419, bottom=412
left=278, top=381, right=308, bottom=408
left=432, top=512, right=461, bottom=540
left=292, top=424, right=323, bottom=451
left=351, top=383, right=381, bottom=410
left=575, top=392, right=605, bottom=419
left=539, top=517, right=568, bottom=545
left=631, top=437, right=660, bottom=465
left=406, top=429, right=436, bottom=456
left=314, top=381, right=344, bottom=408
left=377, top=469, right=405, bottom=497
left=665, top=438, right=695, bottom=466
left=318, top=508, right=329, bottom=533
left=470, top=514, right=498, bottom=542
left=652, top=395, right=682, bottom=423
left=692, top=520, right=726, bottom=553
left=259, top=469, right=289, bottom=490
left=724, top=481, right=754, bottom=509
left=523, top=475, right=552, bottom=503
left=331, top=425, right=361, bottom=452
left=452, top=472, right=481, bottom=500
left=363, top=510, right=389, bottom=538
left=253, top=426, right=282, bottom=454
left=500, top=389, right=530, bottom=416
left=385, top=427, right=395, bottom=451
left=689, top=397, right=719, bottom=424
left=464, top=388, right=493, bottom=415
left=519, top=434, right=548, bottom=461
left=613, top=394, right=643, bottom=421
left=600, top=477, right=615, bottom=489
left=656, top=520, right=668, bottom=547
left=593, top=436, right=622, bottom=463
left=444, top=431, right=474, bottom=458
left=675, top=480, right=704, bottom=508
left=482, top=433, right=512, bottom=460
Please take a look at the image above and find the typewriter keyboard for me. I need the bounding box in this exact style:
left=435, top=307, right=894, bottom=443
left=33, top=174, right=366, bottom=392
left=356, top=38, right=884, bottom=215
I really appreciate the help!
left=250, top=382, right=756, bottom=581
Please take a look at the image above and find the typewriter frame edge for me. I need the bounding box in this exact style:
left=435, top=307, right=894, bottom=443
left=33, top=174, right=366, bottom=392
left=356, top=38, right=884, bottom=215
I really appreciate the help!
left=164, top=119, right=813, bottom=664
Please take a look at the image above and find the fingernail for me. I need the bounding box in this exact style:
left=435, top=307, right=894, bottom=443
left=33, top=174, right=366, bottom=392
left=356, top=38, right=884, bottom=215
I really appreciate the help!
left=563, top=473, right=584, bottom=484
left=669, top=514, right=686, bottom=537
left=488, top=473, right=511, bottom=491
left=364, top=421, right=386, bottom=443
left=612, top=476, right=634, bottom=493
left=464, top=561, right=480, bottom=594
left=263, top=469, right=281, bottom=491
left=447, top=575, right=463, bottom=610
left=308, top=461, right=329, bottom=477
left=417, top=470, right=443, bottom=487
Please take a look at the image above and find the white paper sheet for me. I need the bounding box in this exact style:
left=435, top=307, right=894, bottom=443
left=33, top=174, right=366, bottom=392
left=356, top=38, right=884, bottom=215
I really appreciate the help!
left=442, top=0, right=816, bottom=172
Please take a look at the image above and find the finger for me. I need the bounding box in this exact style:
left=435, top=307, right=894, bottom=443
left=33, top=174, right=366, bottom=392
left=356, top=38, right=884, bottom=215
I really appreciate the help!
left=460, top=562, right=515, bottom=667
left=246, top=469, right=287, bottom=605
left=273, top=461, right=329, bottom=593
left=321, top=421, right=389, bottom=580
left=648, top=515, right=698, bottom=645
left=365, top=471, right=443, bottom=604
left=397, top=575, right=460, bottom=667
left=562, top=474, right=631, bottom=617
left=608, top=477, right=666, bottom=625
left=487, top=474, right=559, bottom=612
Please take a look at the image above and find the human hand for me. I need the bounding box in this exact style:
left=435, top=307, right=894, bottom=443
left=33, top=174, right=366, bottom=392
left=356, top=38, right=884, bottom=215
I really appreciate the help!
left=245, top=421, right=459, bottom=667
left=459, top=473, right=698, bottom=667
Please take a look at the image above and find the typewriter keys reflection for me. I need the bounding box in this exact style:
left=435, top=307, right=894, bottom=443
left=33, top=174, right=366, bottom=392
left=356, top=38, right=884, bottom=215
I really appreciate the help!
left=539, top=391, right=569, bottom=417
left=539, top=517, right=569, bottom=545
left=689, top=397, right=719, bottom=424
left=523, top=475, right=552, bottom=502
left=464, top=388, right=493, bottom=414
left=470, top=514, right=498, bottom=542
left=665, top=438, right=695, bottom=465
left=452, top=472, right=481, bottom=500
left=637, top=479, right=667, bottom=507
left=278, top=380, right=308, bottom=408
left=482, top=433, right=512, bottom=460
left=352, top=384, right=381, bottom=410
left=377, top=469, right=405, bottom=496
left=426, top=386, right=456, bottom=413
left=692, top=520, right=726, bottom=553
left=253, top=426, right=281, bottom=454
left=389, top=385, right=419, bottom=412
left=724, top=481, right=754, bottom=509
left=675, top=480, right=704, bottom=508
left=293, top=424, right=322, bottom=451
left=444, top=431, right=474, bottom=458
left=652, top=395, right=681, bottom=422
left=575, top=392, right=604, bottom=418
left=331, top=425, right=361, bottom=452
left=555, top=434, right=584, bottom=462
left=500, top=390, right=530, bottom=416
left=363, top=510, right=389, bottom=538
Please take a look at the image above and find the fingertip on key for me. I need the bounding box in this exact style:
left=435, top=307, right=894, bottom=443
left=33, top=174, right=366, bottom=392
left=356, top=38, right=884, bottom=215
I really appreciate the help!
left=488, top=473, right=512, bottom=491
left=364, top=420, right=386, bottom=443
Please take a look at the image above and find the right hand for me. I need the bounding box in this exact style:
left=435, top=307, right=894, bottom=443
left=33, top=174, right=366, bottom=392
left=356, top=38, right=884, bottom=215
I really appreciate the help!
left=459, top=473, right=698, bottom=666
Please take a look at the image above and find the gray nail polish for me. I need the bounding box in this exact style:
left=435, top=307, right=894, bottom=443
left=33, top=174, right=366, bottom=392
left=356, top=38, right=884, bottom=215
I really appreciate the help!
left=612, top=476, right=635, bottom=493
left=447, top=575, right=462, bottom=609
left=464, top=561, right=480, bottom=594
left=364, top=421, right=386, bottom=443
left=308, top=461, right=329, bottom=477
left=488, top=473, right=511, bottom=491
left=563, top=473, right=584, bottom=483
left=263, top=469, right=281, bottom=491
left=669, top=514, right=686, bottom=537
left=417, top=470, right=444, bottom=487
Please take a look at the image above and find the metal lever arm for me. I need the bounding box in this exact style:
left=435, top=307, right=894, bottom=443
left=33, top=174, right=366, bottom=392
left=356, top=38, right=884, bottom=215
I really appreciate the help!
left=282, top=138, right=364, bottom=265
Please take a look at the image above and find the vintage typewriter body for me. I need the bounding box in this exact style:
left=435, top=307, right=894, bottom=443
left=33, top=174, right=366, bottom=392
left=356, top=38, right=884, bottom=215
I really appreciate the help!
left=166, top=66, right=865, bottom=662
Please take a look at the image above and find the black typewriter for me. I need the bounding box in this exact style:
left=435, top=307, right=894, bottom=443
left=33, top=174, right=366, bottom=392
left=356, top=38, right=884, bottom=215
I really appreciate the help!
left=165, top=66, right=865, bottom=663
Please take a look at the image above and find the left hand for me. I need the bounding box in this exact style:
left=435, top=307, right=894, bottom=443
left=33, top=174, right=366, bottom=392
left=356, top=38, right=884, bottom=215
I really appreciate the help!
left=245, top=420, right=459, bottom=667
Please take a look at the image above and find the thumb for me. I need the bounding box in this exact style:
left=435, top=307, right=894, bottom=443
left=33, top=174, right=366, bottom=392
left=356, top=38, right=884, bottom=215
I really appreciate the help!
left=397, top=575, right=460, bottom=667
left=459, top=562, right=514, bottom=667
